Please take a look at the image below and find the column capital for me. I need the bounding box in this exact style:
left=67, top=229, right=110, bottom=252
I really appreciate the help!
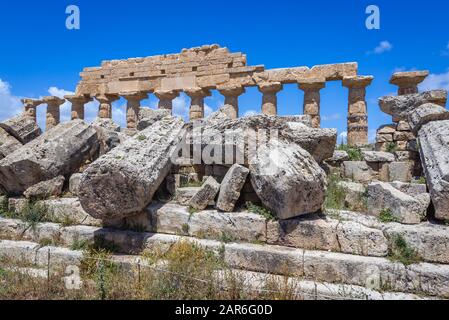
left=342, top=76, right=374, bottom=88
left=95, top=94, right=120, bottom=103
left=154, top=90, right=180, bottom=100
left=120, top=91, right=149, bottom=101
left=64, top=94, right=93, bottom=104
left=184, top=87, right=211, bottom=98
left=258, top=82, right=283, bottom=94
left=21, top=98, right=43, bottom=108
left=42, top=96, right=65, bottom=106
left=217, top=84, right=246, bottom=97
left=298, top=78, right=326, bottom=91
left=390, top=70, right=429, bottom=87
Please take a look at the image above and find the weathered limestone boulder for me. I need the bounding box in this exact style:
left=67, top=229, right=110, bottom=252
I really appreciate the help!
left=388, top=162, right=412, bottom=182
left=379, top=90, right=447, bottom=121
left=328, top=150, right=349, bottom=162
left=0, top=120, right=99, bottom=195
left=175, top=187, right=200, bottom=206
left=408, top=103, right=449, bottom=134
left=0, top=127, right=22, bottom=159
left=343, top=161, right=372, bottom=183
left=0, top=114, right=42, bottom=144
left=91, top=118, right=125, bottom=155
left=137, top=108, right=171, bottom=131
left=216, top=164, right=249, bottom=212
left=78, top=117, right=186, bottom=220
left=189, top=176, right=220, bottom=210
left=23, top=176, right=65, bottom=200
left=362, top=151, right=395, bottom=163
left=367, top=182, right=430, bottom=224
left=389, top=181, right=427, bottom=196
left=418, top=120, right=449, bottom=220
left=200, top=113, right=337, bottom=163
left=249, top=139, right=327, bottom=220
left=337, top=181, right=366, bottom=208
left=69, top=173, right=82, bottom=196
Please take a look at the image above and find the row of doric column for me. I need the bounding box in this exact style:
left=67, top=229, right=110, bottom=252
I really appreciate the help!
left=19, top=76, right=379, bottom=146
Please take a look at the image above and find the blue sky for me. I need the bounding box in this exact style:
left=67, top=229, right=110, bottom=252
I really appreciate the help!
left=1, top=0, right=448, bottom=141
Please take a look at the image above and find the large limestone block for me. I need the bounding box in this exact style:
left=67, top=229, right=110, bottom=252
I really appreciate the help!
left=137, top=108, right=172, bottom=131
left=0, top=114, right=42, bottom=144
left=0, top=120, right=99, bottom=195
left=379, top=90, right=447, bottom=121
left=38, top=198, right=102, bottom=227
left=343, top=161, right=372, bottom=183
left=216, top=164, right=249, bottom=212
left=188, top=176, right=220, bottom=210
left=0, top=128, right=22, bottom=159
left=367, top=182, right=430, bottom=224
left=337, top=181, right=366, bottom=208
left=23, top=176, right=65, bottom=200
left=408, top=103, right=449, bottom=134
left=69, top=173, right=82, bottom=196
left=388, top=162, right=412, bottom=182
left=362, top=151, right=395, bottom=163
left=79, top=117, right=186, bottom=220
left=418, top=120, right=449, bottom=220
left=0, top=240, right=40, bottom=265
left=249, top=139, right=327, bottom=220
left=91, top=118, right=127, bottom=156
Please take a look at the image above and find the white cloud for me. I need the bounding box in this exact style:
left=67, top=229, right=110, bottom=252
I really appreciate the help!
left=420, top=70, right=449, bottom=91
left=440, top=42, right=449, bottom=56
left=338, top=131, right=347, bottom=144
left=172, top=94, right=189, bottom=121
left=243, top=110, right=260, bottom=117
left=204, top=104, right=213, bottom=117
left=321, top=113, right=341, bottom=121
left=0, top=79, right=23, bottom=122
left=367, top=41, right=393, bottom=55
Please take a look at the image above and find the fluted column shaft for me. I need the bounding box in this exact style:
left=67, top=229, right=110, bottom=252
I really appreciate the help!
left=185, top=88, right=211, bottom=120
left=343, top=76, right=373, bottom=147
left=95, top=94, right=119, bottom=119
left=21, top=99, right=42, bottom=123
left=154, top=90, right=180, bottom=112
left=218, top=85, right=245, bottom=119
left=43, top=96, right=65, bottom=131
left=258, top=82, right=282, bottom=116
left=65, top=95, right=92, bottom=120
left=298, top=79, right=326, bottom=128
left=122, top=92, right=148, bottom=129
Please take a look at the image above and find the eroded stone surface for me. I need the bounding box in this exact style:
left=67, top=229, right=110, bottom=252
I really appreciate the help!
left=23, top=176, right=65, bottom=200
left=0, top=114, right=42, bottom=144
left=189, top=176, right=220, bottom=210
left=216, top=164, right=249, bottom=212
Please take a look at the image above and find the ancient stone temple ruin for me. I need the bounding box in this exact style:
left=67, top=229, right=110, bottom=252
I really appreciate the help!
left=1, top=45, right=449, bottom=300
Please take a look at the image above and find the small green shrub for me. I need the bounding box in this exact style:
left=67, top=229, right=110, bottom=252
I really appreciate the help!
left=70, top=236, right=90, bottom=251
left=19, top=202, right=51, bottom=230
left=414, top=176, right=427, bottom=184
left=337, top=144, right=362, bottom=161
left=181, top=223, right=190, bottom=235
left=245, top=202, right=276, bottom=221
left=137, top=135, right=146, bottom=141
left=324, top=174, right=346, bottom=210
left=389, top=235, right=421, bottom=265
left=219, top=232, right=236, bottom=244
left=378, top=208, right=398, bottom=223
left=188, top=207, right=198, bottom=215
left=385, top=142, right=397, bottom=153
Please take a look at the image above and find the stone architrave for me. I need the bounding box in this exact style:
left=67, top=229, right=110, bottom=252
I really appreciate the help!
left=298, top=78, right=326, bottom=128
left=343, top=76, right=373, bottom=147
left=258, top=82, right=283, bottom=116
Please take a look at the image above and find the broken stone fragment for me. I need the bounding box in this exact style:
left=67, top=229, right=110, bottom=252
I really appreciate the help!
left=78, top=117, right=186, bottom=220
left=0, top=114, right=42, bottom=144
left=23, top=176, right=65, bottom=200
left=189, top=176, right=220, bottom=211
left=327, top=150, right=350, bottom=163
left=407, top=103, right=449, bottom=134
left=137, top=107, right=172, bottom=131
left=362, top=151, right=395, bottom=163
left=91, top=117, right=126, bottom=155
left=0, top=127, right=22, bottom=159
left=216, top=164, right=250, bottom=212
left=0, top=120, right=99, bottom=195
left=69, top=173, right=82, bottom=196
left=367, top=182, right=430, bottom=224
left=249, top=139, right=327, bottom=220
left=343, top=161, right=373, bottom=183
left=418, top=120, right=449, bottom=220
left=379, top=90, right=447, bottom=121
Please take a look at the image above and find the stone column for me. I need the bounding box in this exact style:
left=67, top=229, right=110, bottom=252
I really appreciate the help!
left=21, top=98, right=42, bottom=123
left=154, top=90, right=180, bottom=112
left=64, top=95, right=92, bottom=120
left=42, top=96, right=65, bottom=131
left=218, top=85, right=246, bottom=119
left=185, top=87, right=211, bottom=120
left=390, top=71, right=429, bottom=96
left=122, top=92, right=148, bottom=129
left=298, top=78, right=326, bottom=128
left=343, top=76, right=373, bottom=147
left=258, top=82, right=283, bottom=116
left=95, top=94, right=119, bottom=119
